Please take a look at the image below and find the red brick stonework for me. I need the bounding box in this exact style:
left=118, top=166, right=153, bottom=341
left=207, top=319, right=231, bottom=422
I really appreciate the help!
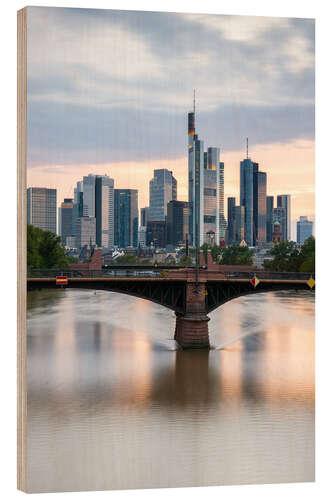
left=174, top=282, right=210, bottom=348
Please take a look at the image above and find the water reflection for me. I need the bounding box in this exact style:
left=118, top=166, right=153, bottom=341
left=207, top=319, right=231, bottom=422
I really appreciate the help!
left=27, top=288, right=315, bottom=493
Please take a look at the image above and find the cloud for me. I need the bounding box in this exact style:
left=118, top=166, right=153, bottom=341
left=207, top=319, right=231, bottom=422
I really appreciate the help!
left=26, top=7, right=315, bottom=167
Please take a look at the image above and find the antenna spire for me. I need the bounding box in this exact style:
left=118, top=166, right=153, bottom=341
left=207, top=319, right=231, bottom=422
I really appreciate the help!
left=246, top=137, right=248, bottom=159
left=193, top=89, right=196, bottom=115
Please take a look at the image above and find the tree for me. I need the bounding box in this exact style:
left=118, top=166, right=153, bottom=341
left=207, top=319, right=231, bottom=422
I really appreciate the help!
left=220, top=245, right=254, bottom=266
left=27, top=224, right=69, bottom=269
left=263, top=241, right=300, bottom=272
left=263, top=237, right=315, bottom=272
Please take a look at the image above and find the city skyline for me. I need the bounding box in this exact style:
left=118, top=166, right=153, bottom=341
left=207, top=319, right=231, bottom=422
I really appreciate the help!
left=27, top=8, right=315, bottom=230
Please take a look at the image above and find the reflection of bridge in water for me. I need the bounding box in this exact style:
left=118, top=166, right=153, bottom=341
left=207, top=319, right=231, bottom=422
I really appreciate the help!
left=28, top=266, right=315, bottom=349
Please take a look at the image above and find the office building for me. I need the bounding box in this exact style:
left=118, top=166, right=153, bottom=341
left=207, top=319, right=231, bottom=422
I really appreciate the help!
left=27, top=187, right=57, bottom=234
left=82, top=174, right=96, bottom=217
left=138, top=226, right=147, bottom=247
left=75, top=217, right=96, bottom=249
left=277, top=195, right=291, bottom=240
left=149, top=169, right=177, bottom=221
left=59, top=198, right=74, bottom=244
left=95, top=175, right=114, bottom=248
left=146, top=220, right=167, bottom=248
left=227, top=197, right=236, bottom=244
left=230, top=205, right=245, bottom=244
left=188, top=103, right=224, bottom=247
left=114, top=189, right=138, bottom=247
left=240, top=158, right=255, bottom=246
left=266, top=196, right=274, bottom=242
left=140, top=206, right=150, bottom=226
left=253, top=170, right=267, bottom=244
left=297, top=216, right=313, bottom=244
left=166, top=200, right=189, bottom=246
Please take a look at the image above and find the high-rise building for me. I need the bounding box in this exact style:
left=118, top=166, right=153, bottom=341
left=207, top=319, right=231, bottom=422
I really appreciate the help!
left=83, top=174, right=96, bottom=217
left=166, top=200, right=189, bottom=246
left=266, top=196, right=274, bottom=242
left=140, top=207, right=150, bottom=227
left=297, top=216, right=313, bottom=244
left=149, top=169, right=177, bottom=221
left=146, top=220, right=167, bottom=248
left=95, top=175, right=114, bottom=248
left=75, top=217, right=96, bottom=249
left=27, top=187, right=57, bottom=234
left=188, top=104, right=224, bottom=247
left=253, top=171, right=267, bottom=244
left=114, top=189, right=138, bottom=248
left=277, top=195, right=291, bottom=240
left=227, top=197, right=236, bottom=244
left=138, top=226, right=147, bottom=247
left=60, top=198, right=74, bottom=244
left=240, top=158, right=255, bottom=246
left=233, top=206, right=245, bottom=244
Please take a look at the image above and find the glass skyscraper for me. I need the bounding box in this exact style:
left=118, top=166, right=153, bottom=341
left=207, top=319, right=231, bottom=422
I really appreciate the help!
left=277, top=195, right=291, bottom=241
left=60, top=198, right=74, bottom=244
left=266, top=195, right=274, bottom=242
left=27, top=187, right=57, bottom=234
left=95, top=175, right=114, bottom=248
left=149, top=169, right=177, bottom=221
left=188, top=110, right=224, bottom=246
left=254, top=170, right=267, bottom=244
left=297, top=216, right=313, bottom=244
left=240, top=158, right=254, bottom=246
left=114, top=189, right=138, bottom=248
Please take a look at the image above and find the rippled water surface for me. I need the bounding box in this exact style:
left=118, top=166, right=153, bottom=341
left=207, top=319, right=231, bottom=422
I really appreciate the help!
left=27, top=289, right=315, bottom=493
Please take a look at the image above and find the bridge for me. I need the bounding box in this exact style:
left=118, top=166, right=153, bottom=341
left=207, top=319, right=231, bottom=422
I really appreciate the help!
left=27, top=265, right=315, bottom=349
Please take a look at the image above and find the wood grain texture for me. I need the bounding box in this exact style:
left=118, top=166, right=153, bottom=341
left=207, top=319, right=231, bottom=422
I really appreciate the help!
left=17, top=7, right=27, bottom=493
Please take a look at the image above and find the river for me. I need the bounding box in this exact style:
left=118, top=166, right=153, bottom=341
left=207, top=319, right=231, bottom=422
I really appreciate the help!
left=26, top=288, right=315, bottom=493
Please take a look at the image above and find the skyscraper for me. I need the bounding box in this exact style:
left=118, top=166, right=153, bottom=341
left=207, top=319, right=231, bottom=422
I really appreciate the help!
left=240, top=158, right=254, bottom=246
left=146, top=220, right=167, bottom=248
left=114, top=189, right=138, bottom=248
left=253, top=171, right=267, bottom=244
left=277, top=195, right=291, bottom=240
left=266, top=196, right=274, bottom=242
left=60, top=198, right=74, bottom=244
left=27, top=187, right=57, bottom=234
left=95, top=175, right=114, bottom=248
left=188, top=100, right=224, bottom=246
left=75, top=217, right=96, bottom=249
left=166, top=200, right=189, bottom=246
left=233, top=205, right=245, bottom=244
left=297, top=216, right=313, bottom=244
left=83, top=174, right=96, bottom=217
left=149, top=169, right=177, bottom=221
left=227, top=197, right=236, bottom=244
left=140, top=206, right=150, bottom=227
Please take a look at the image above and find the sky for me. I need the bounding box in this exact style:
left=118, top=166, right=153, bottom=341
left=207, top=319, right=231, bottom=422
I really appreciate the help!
left=26, top=7, right=315, bottom=232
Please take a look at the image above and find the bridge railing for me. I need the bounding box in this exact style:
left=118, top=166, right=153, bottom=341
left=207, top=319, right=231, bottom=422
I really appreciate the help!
left=224, top=270, right=314, bottom=281
left=27, top=268, right=163, bottom=278
left=27, top=268, right=315, bottom=281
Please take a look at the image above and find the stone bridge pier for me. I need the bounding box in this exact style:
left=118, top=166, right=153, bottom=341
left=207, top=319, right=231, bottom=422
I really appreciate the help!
left=174, top=282, right=210, bottom=349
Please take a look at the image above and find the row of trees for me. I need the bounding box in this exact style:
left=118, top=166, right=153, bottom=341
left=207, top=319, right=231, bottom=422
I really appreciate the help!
left=27, top=225, right=75, bottom=269
left=178, top=243, right=254, bottom=266
left=263, top=236, right=315, bottom=272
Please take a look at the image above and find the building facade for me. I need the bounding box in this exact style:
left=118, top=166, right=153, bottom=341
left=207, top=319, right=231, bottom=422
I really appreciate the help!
left=149, top=169, right=177, bottom=221
left=166, top=200, right=189, bottom=246
left=75, top=217, right=96, bottom=249
left=140, top=206, right=150, bottom=227
left=253, top=170, right=267, bottom=244
left=146, top=220, right=167, bottom=248
left=277, top=195, right=291, bottom=241
left=95, top=175, right=114, bottom=248
left=272, top=207, right=286, bottom=241
left=227, top=197, right=236, bottom=244
left=240, top=158, right=255, bottom=246
left=297, top=216, right=313, bottom=244
left=266, top=196, right=274, bottom=242
left=114, top=189, right=138, bottom=248
left=188, top=110, right=224, bottom=247
left=27, top=187, right=57, bottom=234
left=60, top=198, right=74, bottom=244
